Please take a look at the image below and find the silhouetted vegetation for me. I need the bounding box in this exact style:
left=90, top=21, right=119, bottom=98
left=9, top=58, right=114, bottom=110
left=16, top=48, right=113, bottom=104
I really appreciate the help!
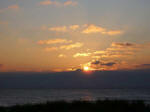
left=0, top=100, right=150, bottom=112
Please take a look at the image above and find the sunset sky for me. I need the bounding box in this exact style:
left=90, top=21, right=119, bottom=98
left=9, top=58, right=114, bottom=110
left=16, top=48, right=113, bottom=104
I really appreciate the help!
left=0, top=0, right=150, bottom=72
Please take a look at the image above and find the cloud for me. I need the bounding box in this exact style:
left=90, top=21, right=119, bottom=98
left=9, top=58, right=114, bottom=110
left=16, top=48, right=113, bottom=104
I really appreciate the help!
left=58, top=54, right=66, bottom=58
left=39, top=0, right=54, bottom=5
left=94, top=51, right=106, bottom=54
left=44, top=42, right=83, bottom=52
left=47, top=25, right=80, bottom=32
left=91, top=60, right=116, bottom=67
left=39, top=0, right=77, bottom=6
left=82, top=60, right=117, bottom=71
left=49, top=26, right=67, bottom=32
left=60, top=42, right=83, bottom=50
left=0, top=4, right=19, bottom=13
left=141, top=64, right=150, bottom=66
left=45, top=47, right=58, bottom=51
left=64, top=0, right=78, bottom=6
left=37, top=38, right=83, bottom=52
left=106, top=30, right=123, bottom=36
left=82, top=24, right=123, bottom=35
left=101, top=62, right=116, bottom=66
left=73, top=53, right=91, bottom=58
left=44, top=24, right=123, bottom=35
left=72, top=42, right=140, bottom=60
left=93, top=42, right=147, bottom=59
left=8, top=5, right=19, bottom=10
left=136, top=64, right=150, bottom=69
left=111, top=42, right=136, bottom=47
left=82, top=24, right=106, bottom=34
left=80, top=42, right=150, bottom=71
left=91, top=60, right=101, bottom=65
left=69, top=25, right=79, bottom=30
left=37, top=39, right=72, bottom=45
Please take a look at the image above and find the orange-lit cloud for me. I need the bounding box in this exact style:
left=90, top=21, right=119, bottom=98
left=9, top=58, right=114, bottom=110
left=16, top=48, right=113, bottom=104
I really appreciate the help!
left=37, top=38, right=83, bottom=52
left=106, top=30, right=123, bottom=36
left=60, top=42, right=83, bottom=50
left=48, top=25, right=80, bottom=32
left=45, top=47, right=58, bottom=51
left=37, top=39, right=72, bottom=45
left=82, top=24, right=106, bottom=34
left=64, top=0, right=78, bottom=6
left=73, top=53, right=91, bottom=58
left=8, top=5, right=19, bottom=10
left=39, top=0, right=54, bottom=5
left=44, top=24, right=123, bottom=35
left=44, top=42, right=83, bottom=52
left=69, top=25, right=79, bottom=30
left=82, top=24, right=123, bottom=35
left=81, top=60, right=118, bottom=71
left=39, top=0, right=77, bottom=6
left=92, top=44, right=138, bottom=59
left=58, top=54, right=66, bottom=58
left=79, top=42, right=150, bottom=71
left=49, top=26, right=67, bottom=32
left=0, top=4, right=19, bottom=13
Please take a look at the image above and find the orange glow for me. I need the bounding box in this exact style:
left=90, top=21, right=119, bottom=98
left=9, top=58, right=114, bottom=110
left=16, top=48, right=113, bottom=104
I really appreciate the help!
left=83, top=66, right=89, bottom=71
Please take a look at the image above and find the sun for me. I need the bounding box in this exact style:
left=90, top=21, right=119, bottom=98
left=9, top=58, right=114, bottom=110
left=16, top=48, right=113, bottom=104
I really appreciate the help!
left=83, top=66, right=89, bottom=71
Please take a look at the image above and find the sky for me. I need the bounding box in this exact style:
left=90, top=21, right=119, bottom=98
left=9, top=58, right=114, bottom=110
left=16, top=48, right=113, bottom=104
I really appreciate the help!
left=0, top=0, right=150, bottom=72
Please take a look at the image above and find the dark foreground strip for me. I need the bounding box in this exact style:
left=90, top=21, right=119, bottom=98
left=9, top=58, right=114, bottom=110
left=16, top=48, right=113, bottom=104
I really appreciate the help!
left=0, top=100, right=150, bottom=112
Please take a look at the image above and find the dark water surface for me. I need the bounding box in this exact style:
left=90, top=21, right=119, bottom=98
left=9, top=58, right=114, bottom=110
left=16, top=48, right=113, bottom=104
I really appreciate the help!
left=0, top=89, right=150, bottom=106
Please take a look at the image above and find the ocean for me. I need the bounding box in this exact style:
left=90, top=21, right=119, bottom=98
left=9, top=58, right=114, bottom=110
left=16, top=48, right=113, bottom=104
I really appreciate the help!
left=0, top=89, right=150, bottom=106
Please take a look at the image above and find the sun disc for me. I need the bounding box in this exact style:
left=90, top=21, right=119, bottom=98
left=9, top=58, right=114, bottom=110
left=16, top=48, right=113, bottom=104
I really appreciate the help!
left=84, top=66, right=89, bottom=71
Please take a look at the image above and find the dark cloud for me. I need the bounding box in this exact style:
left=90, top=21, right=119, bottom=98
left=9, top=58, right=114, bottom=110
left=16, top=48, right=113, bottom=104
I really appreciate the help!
left=136, top=64, right=150, bottom=68
left=112, top=42, right=135, bottom=47
left=91, top=61, right=101, bottom=65
left=75, top=69, right=82, bottom=72
left=91, top=61, right=116, bottom=67
left=101, top=62, right=116, bottom=66
left=141, top=64, right=150, bottom=66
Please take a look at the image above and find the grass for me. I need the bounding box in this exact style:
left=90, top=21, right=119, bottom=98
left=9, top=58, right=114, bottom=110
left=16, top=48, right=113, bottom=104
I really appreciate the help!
left=0, top=100, right=150, bottom=112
